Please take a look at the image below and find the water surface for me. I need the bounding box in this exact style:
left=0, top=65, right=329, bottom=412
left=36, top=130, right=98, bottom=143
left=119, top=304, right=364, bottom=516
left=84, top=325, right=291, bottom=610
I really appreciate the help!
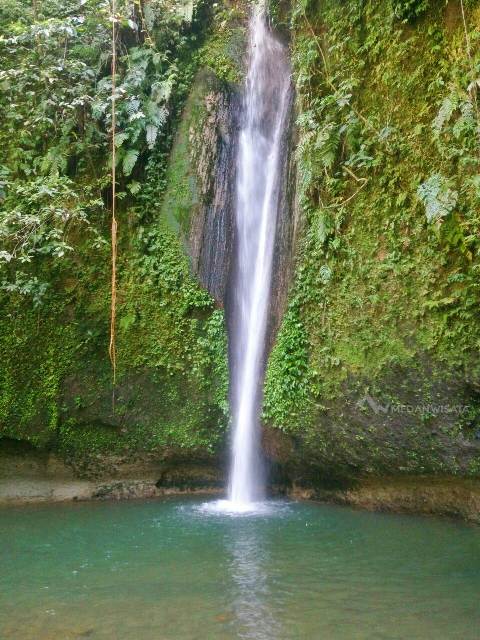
left=1, top=497, right=479, bottom=639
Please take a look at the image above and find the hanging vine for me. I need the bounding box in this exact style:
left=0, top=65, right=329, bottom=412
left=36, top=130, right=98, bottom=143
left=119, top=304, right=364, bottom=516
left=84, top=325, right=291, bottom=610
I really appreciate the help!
left=109, top=0, right=118, bottom=402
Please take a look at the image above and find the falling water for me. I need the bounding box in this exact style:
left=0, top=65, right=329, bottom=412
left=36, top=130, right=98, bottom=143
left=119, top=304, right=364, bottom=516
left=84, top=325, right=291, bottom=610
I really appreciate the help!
left=228, top=3, right=291, bottom=508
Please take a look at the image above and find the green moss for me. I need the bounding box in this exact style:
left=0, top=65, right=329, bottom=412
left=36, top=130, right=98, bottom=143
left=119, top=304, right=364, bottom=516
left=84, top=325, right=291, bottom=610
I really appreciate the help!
left=0, top=298, right=75, bottom=446
left=264, top=0, right=480, bottom=475
left=0, top=210, right=229, bottom=461
left=0, top=2, right=235, bottom=465
left=196, top=2, right=247, bottom=83
left=160, top=72, right=215, bottom=237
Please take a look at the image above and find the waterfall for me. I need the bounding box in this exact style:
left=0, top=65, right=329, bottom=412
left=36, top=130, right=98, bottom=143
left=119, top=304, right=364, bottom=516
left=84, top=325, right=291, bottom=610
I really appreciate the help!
left=227, top=4, right=291, bottom=508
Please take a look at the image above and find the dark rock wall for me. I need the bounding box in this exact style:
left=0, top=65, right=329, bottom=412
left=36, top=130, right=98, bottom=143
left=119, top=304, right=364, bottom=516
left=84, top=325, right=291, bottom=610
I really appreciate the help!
left=268, top=85, right=298, bottom=348
left=187, top=75, right=241, bottom=304
left=181, top=24, right=297, bottom=318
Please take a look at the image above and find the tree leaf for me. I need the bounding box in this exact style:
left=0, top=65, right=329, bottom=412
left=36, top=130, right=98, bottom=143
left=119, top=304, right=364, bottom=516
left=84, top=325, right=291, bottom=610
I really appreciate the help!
left=122, top=149, right=139, bottom=176
left=146, top=124, right=158, bottom=149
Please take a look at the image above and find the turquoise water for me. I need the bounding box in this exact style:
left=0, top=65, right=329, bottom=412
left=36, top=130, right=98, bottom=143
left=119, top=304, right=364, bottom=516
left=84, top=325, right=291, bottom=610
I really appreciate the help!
left=1, top=497, right=479, bottom=639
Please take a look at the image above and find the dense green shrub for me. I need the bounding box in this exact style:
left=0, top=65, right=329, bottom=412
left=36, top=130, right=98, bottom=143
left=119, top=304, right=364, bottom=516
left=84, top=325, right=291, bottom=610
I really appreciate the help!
left=0, top=0, right=231, bottom=457
left=264, top=0, right=480, bottom=454
left=392, top=0, right=430, bottom=20
left=0, top=0, right=210, bottom=298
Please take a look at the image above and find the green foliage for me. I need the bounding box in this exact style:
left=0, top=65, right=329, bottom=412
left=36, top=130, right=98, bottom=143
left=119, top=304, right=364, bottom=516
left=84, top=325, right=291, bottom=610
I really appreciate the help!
left=417, top=174, right=458, bottom=223
left=392, top=0, right=430, bottom=21
left=263, top=304, right=311, bottom=430
left=0, top=0, right=209, bottom=298
left=264, top=0, right=480, bottom=473
left=0, top=0, right=230, bottom=460
left=195, top=3, right=246, bottom=83
left=0, top=176, right=104, bottom=256
left=0, top=1, right=109, bottom=179
left=0, top=296, right=75, bottom=446
left=0, top=171, right=107, bottom=303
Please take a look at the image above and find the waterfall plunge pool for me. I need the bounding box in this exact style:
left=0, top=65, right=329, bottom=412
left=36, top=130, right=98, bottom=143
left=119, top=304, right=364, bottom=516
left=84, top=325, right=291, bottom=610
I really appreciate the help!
left=1, top=496, right=479, bottom=639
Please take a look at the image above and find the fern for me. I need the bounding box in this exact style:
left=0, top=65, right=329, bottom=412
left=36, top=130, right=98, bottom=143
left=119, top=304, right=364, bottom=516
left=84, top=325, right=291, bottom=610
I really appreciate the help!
left=433, top=95, right=457, bottom=136
left=319, top=264, right=332, bottom=284
left=146, top=124, right=158, bottom=149
left=417, top=174, right=458, bottom=224
left=177, top=0, right=195, bottom=23
left=122, top=148, right=139, bottom=176
left=126, top=98, right=141, bottom=116
left=316, top=211, right=335, bottom=244
left=315, top=122, right=340, bottom=170
left=114, top=132, right=129, bottom=147
left=145, top=101, right=168, bottom=126
left=392, top=0, right=430, bottom=20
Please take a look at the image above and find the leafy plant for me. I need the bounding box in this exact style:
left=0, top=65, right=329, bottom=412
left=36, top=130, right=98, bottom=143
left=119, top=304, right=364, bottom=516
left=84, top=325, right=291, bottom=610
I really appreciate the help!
left=417, top=174, right=458, bottom=224
left=264, top=0, right=480, bottom=471
left=392, top=0, right=430, bottom=21
left=0, top=0, right=209, bottom=298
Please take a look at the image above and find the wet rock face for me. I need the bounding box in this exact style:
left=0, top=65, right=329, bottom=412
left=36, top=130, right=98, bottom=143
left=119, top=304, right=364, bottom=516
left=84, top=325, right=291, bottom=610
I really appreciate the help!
left=187, top=73, right=241, bottom=304
left=289, top=476, right=480, bottom=524
left=264, top=353, right=480, bottom=488
left=160, top=68, right=243, bottom=307
left=0, top=437, right=224, bottom=505
left=0, top=437, right=74, bottom=480
left=165, top=49, right=297, bottom=313
left=268, top=88, right=298, bottom=347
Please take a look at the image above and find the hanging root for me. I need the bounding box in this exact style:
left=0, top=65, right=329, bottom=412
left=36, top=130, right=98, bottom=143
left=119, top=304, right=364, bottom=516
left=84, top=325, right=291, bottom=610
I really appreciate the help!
left=109, top=214, right=117, bottom=390
left=109, top=0, right=118, bottom=407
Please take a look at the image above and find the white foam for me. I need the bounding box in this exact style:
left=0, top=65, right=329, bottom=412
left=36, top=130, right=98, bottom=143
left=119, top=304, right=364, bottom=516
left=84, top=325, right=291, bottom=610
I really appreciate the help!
left=194, top=499, right=291, bottom=518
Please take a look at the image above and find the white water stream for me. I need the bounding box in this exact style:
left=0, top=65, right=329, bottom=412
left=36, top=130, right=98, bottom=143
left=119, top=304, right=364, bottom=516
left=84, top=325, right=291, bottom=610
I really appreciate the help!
left=227, top=3, right=291, bottom=509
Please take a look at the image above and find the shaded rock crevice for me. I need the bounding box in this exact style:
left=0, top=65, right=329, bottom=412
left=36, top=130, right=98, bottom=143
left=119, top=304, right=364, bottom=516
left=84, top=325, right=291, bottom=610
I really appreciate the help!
left=187, top=74, right=242, bottom=304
